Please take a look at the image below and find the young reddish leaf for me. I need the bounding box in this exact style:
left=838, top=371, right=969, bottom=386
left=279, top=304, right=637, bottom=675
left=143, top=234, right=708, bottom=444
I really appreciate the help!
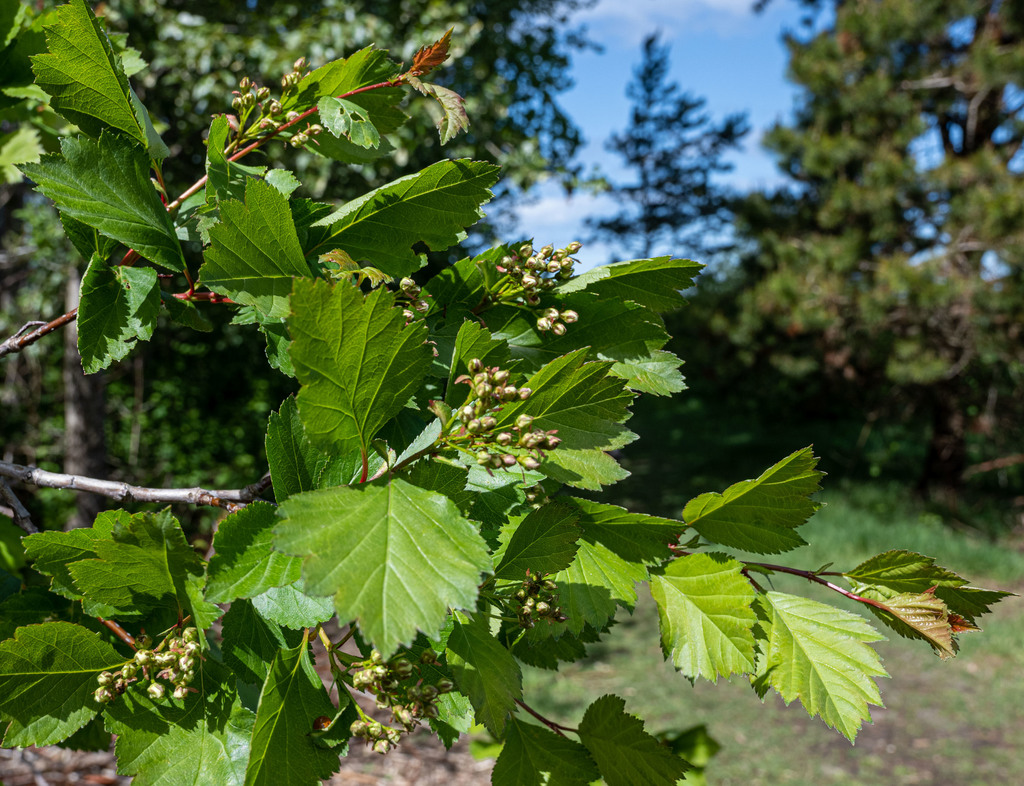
left=409, top=28, right=453, bottom=77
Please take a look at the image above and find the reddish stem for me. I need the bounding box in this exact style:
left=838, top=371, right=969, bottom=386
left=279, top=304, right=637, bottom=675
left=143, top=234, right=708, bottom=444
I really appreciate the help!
left=514, top=699, right=576, bottom=737
left=172, top=291, right=233, bottom=303
left=98, top=617, right=136, bottom=649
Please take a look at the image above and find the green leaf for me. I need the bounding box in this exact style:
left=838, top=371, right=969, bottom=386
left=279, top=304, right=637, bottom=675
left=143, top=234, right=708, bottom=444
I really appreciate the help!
left=249, top=582, right=334, bottom=630
left=933, top=585, right=1012, bottom=623
left=318, top=96, right=380, bottom=148
left=60, top=211, right=119, bottom=263
left=0, top=124, right=41, bottom=182
left=265, top=168, right=301, bottom=197
left=609, top=349, right=687, bottom=396
left=291, top=46, right=397, bottom=109
left=843, top=550, right=967, bottom=594
left=266, top=396, right=356, bottom=503
left=204, top=115, right=267, bottom=206
left=222, top=599, right=303, bottom=686
left=683, top=447, right=823, bottom=554
left=77, top=254, right=159, bottom=374
left=206, top=502, right=302, bottom=604
left=105, top=665, right=252, bottom=786
left=200, top=178, right=311, bottom=319
left=493, top=502, right=580, bottom=580
left=650, top=553, right=757, bottom=681
left=441, top=320, right=510, bottom=405
left=408, top=77, right=469, bottom=145
left=541, top=448, right=630, bottom=491
left=162, top=296, right=214, bottom=332
left=22, top=509, right=121, bottom=602
left=493, top=348, right=635, bottom=489
left=0, top=622, right=123, bottom=746
left=873, top=590, right=957, bottom=658
left=754, top=591, right=887, bottom=741
left=20, top=133, right=183, bottom=271
left=558, top=257, right=704, bottom=313
left=563, top=497, right=683, bottom=564
left=275, top=478, right=491, bottom=655
left=578, top=694, right=690, bottom=786
left=446, top=611, right=522, bottom=736
left=289, top=278, right=432, bottom=466
left=30, top=0, right=148, bottom=146
left=492, top=715, right=598, bottom=786
left=304, top=160, right=500, bottom=278
left=0, top=588, right=68, bottom=641
left=244, top=636, right=340, bottom=786
left=67, top=509, right=220, bottom=630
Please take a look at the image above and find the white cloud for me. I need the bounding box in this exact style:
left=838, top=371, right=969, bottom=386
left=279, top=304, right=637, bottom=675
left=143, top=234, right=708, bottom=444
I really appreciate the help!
left=577, top=0, right=762, bottom=44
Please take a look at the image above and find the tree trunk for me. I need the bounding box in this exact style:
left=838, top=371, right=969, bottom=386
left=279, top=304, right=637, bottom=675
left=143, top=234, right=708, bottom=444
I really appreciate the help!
left=917, top=385, right=967, bottom=504
left=63, top=269, right=108, bottom=530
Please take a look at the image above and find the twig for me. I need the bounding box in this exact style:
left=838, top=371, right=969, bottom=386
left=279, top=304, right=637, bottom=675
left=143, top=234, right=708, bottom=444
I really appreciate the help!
left=963, top=453, right=1024, bottom=478
left=0, top=461, right=273, bottom=512
left=0, top=479, right=37, bottom=533
left=0, top=308, right=77, bottom=359
left=98, top=617, right=136, bottom=649
left=514, top=698, right=577, bottom=737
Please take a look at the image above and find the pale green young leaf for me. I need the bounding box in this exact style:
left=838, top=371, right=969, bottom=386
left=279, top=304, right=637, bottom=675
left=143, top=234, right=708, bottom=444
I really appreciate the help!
left=265, top=168, right=301, bottom=196
left=206, top=502, right=302, bottom=604
left=274, top=478, right=491, bottom=655
left=541, top=447, right=630, bottom=491
left=610, top=350, right=687, bottom=396
left=446, top=611, right=522, bottom=736
left=0, top=622, right=124, bottom=747
left=491, top=715, right=598, bottom=786
left=318, top=96, right=380, bottom=148
left=19, top=134, right=183, bottom=271
left=558, top=257, right=704, bottom=313
left=30, top=0, right=147, bottom=145
left=222, top=599, right=304, bottom=686
left=873, top=591, right=957, bottom=658
left=128, top=87, right=169, bottom=160
left=67, top=509, right=220, bottom=630
left=650, top=553, right=757, bottom=681
left=578, top=695, right=690, bottom=786
left=249, top=582, right=334, bottom=630
left=200, top=178, right=312, bottom=319
left=683, top=447, right=823, bottom=554
left=77, top=254, right=159, bottom=374
left=305, top=160, right=500, bottom=278
left=493, top=502, right=580, bottom=580
left=289, top=279, right=432, bottom=464
left=754, top=591, right=888, bottom=741
left=104, top=663, right=252, bottom=786
left=408, top=76, right=469, bottom=144
left=244, top=637, right=340, bottom=786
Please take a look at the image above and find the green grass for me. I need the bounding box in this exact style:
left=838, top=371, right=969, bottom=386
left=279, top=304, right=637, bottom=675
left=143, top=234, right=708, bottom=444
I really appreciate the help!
left=523, top=484, right=1024, bottom=786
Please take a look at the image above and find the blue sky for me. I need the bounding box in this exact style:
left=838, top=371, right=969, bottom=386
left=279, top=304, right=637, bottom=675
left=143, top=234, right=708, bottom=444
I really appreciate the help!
left=514, top=0, right=807, bottom=264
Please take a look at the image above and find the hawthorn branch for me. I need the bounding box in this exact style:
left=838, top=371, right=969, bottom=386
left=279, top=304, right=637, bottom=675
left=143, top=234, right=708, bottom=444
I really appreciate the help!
left=0, top=479, right=37, bottom=533
left=514, top=698, right=577, bottom=737
left=0, top=308, right=78, bottom=360
left=0, top=460, right=272, bottom=512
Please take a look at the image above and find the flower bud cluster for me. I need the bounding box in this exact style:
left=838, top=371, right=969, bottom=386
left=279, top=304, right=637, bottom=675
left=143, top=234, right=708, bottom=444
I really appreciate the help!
left=397, top=277, right=430, bottom=321
left=513, top=570, right=567, bottom=629
left=535, top=307, right=579, bottom=336
left=228, top=60, right=322, bottom=146
left=348, top=649, right=454, bottom=755
left=495, top=241, right=582, bottom=307
left=453, top=359, right=559, bottom=471
left=93, top=626, right=201, bottom=705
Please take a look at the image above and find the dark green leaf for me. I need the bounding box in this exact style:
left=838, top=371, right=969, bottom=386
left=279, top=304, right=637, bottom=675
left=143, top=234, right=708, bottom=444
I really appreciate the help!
left=446, top=611, right=521, bottom=736
left=289, top=278, right=432, bottom=466
left=30, top=0, right=148, bottom=146
left=200, top=178, right=311, bottom=319
left=221, top=599, right=303, bottom=686
left=77, top=254, right=159, bottom=373
left=492, top=715, right=598, bottom=786
left=683, top=447, right=823, bottom=554
left=275, top=478, right=490, bottom=655
left=20, top=133, right=183, bottom=271
left=843, top=550, right=967, bottom=594
left=244, top=636, right=340, bottom=786
left=304, top=160, right=500, bottom=278
left=578, top=694, right=690, bottom=786
left=206, top=502, right=302, bottom=604
left=494, top=502, right=580, bottom=580
left=0, top=622, right=123, bottom=746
